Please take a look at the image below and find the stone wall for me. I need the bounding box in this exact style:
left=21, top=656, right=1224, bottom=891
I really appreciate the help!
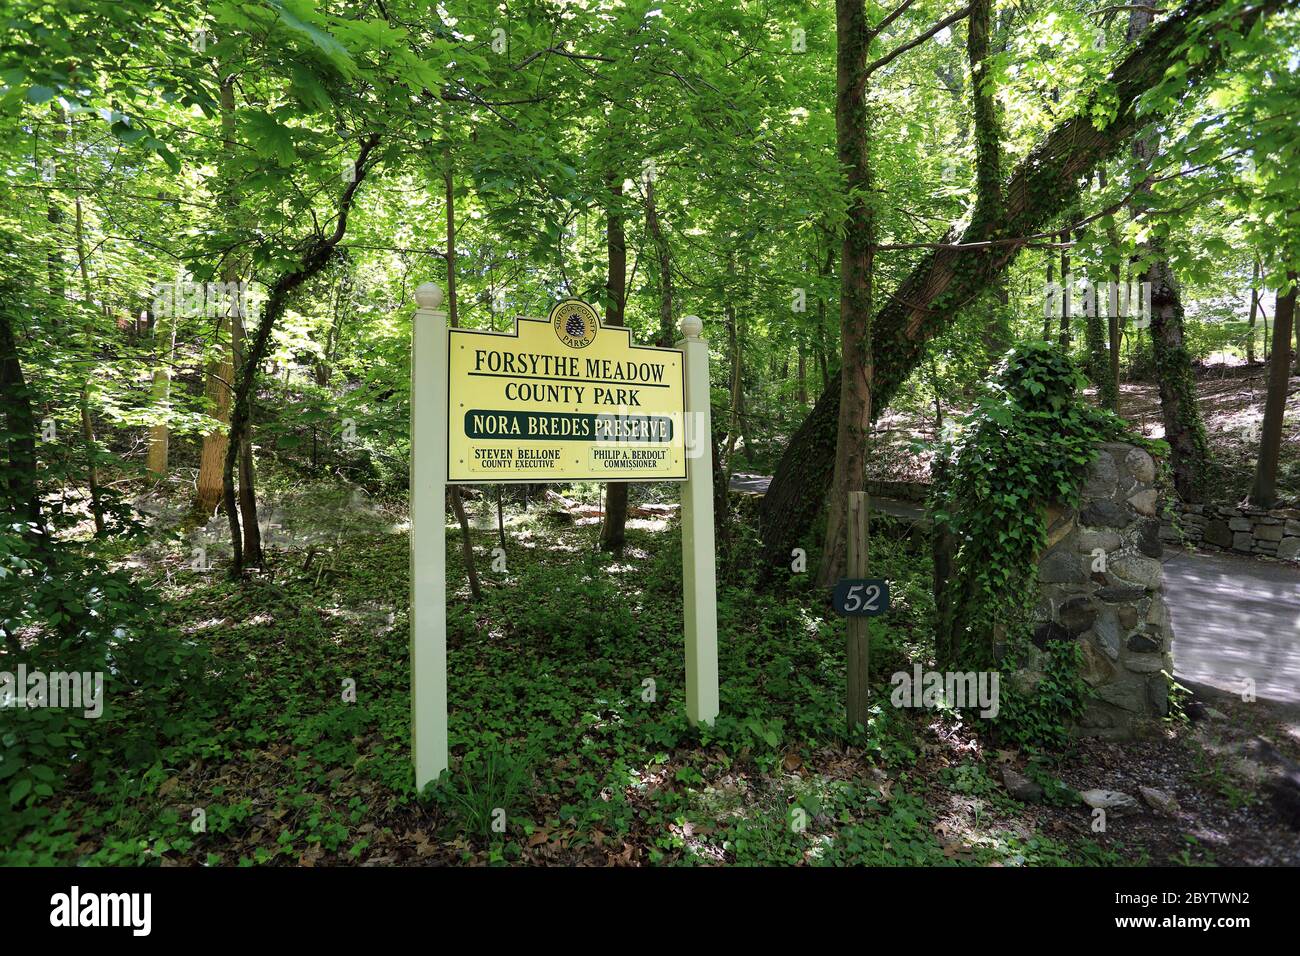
left=1031, top=442, right=1174, bottom=739
left=1160, top=501, right=1300, bottom=562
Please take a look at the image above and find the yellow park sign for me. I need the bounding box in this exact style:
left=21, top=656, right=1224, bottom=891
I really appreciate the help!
left=410, top=282, right=717, bottom=788
left=447, top=299, right=687, bottom=482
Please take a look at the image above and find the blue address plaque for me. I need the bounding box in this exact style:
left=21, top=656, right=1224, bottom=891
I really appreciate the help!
left=832, top=578, right=889, bottom=617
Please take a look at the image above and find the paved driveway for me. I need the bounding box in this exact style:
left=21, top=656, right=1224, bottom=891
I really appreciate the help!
left=1162, top=548, right=1300, bottom=706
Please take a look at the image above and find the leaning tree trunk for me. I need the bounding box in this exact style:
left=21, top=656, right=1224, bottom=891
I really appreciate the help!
left=224, top=135, right=379, bottom=576
left=758, top=0, right=1281, bottom=569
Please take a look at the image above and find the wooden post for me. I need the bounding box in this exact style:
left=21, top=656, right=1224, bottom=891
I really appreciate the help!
left=846, top=491, right=870, bottom=731
left=411, top=282, right=448, bottom=790
left=678, top=315, right=719, bottom=726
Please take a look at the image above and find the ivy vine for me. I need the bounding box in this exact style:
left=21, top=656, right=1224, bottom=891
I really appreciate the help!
left=930, top=343, right=1150, bottom=744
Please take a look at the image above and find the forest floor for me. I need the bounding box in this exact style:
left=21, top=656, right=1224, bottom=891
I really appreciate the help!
left=864, top=363, right=1300, bottom=504
left=7, top=498, right=1298, bottom=866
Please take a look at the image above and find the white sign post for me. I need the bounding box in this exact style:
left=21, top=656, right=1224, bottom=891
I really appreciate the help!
left=678, top=315, right=719, bottom=727
left=409, top=286, right=718, bottom=790
left=411, top=283, right=449, bottom=786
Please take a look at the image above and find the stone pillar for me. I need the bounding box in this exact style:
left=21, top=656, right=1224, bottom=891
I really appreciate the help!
left=1031, top=442, right=1173, bottom=739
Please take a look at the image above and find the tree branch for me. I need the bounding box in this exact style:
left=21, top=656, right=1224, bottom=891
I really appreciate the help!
left=864, top=5, right=972, bottom=77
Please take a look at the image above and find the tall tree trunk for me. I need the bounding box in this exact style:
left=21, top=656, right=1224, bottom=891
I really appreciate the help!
left=1247, top=257, right=1260, bottom=364
left=724, top=274, right=744, bottom=460
left=69, top=122, right=104, bottom=535
left=644, top=175, right=675, bottom=348
left=936, top=0, right=1003, bottom=658
left=1081, top=203, right=1109, bottom=392
left=146, top=305, right=175, bottom=479
left=230, top=301, right=261, bottom=565
left=1043, top=245, right=1056, bottom=341
left=1249, top=276, right=1297, bottom=508
left=1292, top=283, right=1299, bottom=377
left=0, top=294, right=41, bottom=528
left=600, top=175, right=629, bottom=553
left=1107, top=255, right=1124, bottom=410
left=1127, top=5, right=1210, bottom=501
left=820, top=0, right=875, bottom=586
left=1101, top=165, right=1123, bottom=411
left=816, top=240, right=834, bottom=392
left=1059, top=230, right=1072, bottom=347
left=967, top=0, right=1007, bottom=362
left=196, top=310, right=235, bottom=513
left=758, top=0, right=1276, bottom=569
left=214, top=72, right=259, bottom=564
left=444, top=156, right=482, bottom=601
left=1147, top=259, right=1212, bottom=499
left=44, top=112, right=65, bottom=310
left=196, top=76, right=239, bottom=516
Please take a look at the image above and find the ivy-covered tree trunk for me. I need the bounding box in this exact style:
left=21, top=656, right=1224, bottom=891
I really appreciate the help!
left=1128, top=5, right=1211, bottom=502
left=1098, top=167, right=1122, bottom=412
left=759, top=0, right=1276, bottom=568
left=599, top=175, right=629, bottom=553
left=968, top=0, right=1009, bottom=365
left=819, top=0, right=876, bottom=586
left=1146, top=259, right=1211, bottom=500
left=936, top=0, right=1004, bottom=664
left=1249, top=276, right=1297, bottom=507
